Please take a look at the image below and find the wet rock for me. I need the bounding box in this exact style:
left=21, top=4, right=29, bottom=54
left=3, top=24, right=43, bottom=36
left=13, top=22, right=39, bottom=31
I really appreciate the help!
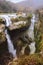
left=38, top=11, right=43, bottom=54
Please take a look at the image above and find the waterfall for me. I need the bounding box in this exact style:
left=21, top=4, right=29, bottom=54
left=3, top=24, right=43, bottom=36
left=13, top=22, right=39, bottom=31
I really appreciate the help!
left=27, top=14, right=35, bottom=40
left=5, top=30, right=16, bottom=57
left=27, top=14, right=36, bottom=54
left=3, top=15, right=17, bottom=57
left=29, top=14, right=36, bottom=54
left=0, top=14, right=36, bottom=56
left=0, top=15, right=12, bottom=27
left=4, top=15, right=12, bottom=27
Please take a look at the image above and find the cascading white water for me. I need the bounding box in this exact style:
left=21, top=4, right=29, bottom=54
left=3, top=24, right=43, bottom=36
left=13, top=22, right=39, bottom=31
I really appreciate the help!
left=0, top=15, right=12, bottom=27
left=29, top=14, right=36, bottom=54
left=4, top=15, right=12, bottom=27
left=5, top=29, right=16, bottom=57
left=27, top=14, right=36, bottom=54
left=27, top=14, right=35, bottom=40
left=2, top=15, right=17, bottom=57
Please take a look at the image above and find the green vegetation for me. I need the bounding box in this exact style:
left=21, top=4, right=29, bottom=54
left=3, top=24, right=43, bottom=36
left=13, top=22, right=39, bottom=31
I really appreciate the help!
left=38, top=11, right=43, bottom=52
left=34, top=11, right=43, bottom=53
left=34, top=23, right=42, bottom=52
left=26, top=13, right=32, bottom=20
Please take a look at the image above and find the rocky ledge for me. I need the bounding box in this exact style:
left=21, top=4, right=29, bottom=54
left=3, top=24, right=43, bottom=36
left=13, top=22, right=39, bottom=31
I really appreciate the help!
left=8, top=15, right=31, bottom=31
left=9, top=21, right=29, bottom=30
left=0, top=14, right=32, bottom=44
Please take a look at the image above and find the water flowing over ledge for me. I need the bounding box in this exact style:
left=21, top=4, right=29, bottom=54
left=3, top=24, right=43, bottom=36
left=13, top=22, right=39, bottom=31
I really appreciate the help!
left=0, top=13, right=37, bottom=58
left=0, top=13, right=30, bottom=31
left=5, top=29, right=17, bottom=58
